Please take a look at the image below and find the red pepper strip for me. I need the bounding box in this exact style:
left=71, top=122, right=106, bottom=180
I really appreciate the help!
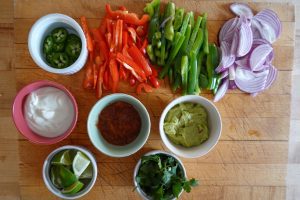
left=122, top=45, right=131, bottom=58
left=136, top=83, right=153, bottom=95
left=116, top=53, right=146, bottom=82
left=103, top=69, right=109, bottom=90
left=118, top=20, right=123, bottom=52
left=105, top=33, right=112, bottom=47
left=96, top=61, right=107, bottom=98
left=110, top=22, right=117, bottom=52
left=93, top=63, right=98, bottom=89
left=127, top=27, right=137, bottom=43
left=136, top=26, right=145, bottom=37
left=106, top=19, right=113, bottom=34
left=122, top=31, right=128, bottom=49
left=149, top=76, right=160, bottom=88
left=105, top=4, right=150, bottom=26
left=83, top=58, right=94, bottom=89
left=129, top=76, right=136, bottom=86
left=140, top=39, right=148, bottom=55
left=109, top=59, right=119, bottom=92
left=119, top=65, right=126, bottom=80
left=119, top=6, right=127, bottom=11
left=99, top=15, right=107, bottom=35
left=80, top=16, right=93, bottom=52
left=128, top=45, right=152, bottom=77
left=91, top=29, right=109, bottom=59
left=150, top=65, right=158, bottom=77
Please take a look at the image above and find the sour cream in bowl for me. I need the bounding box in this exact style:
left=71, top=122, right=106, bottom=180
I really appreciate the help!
left=12, top=80, right=78, bottom=144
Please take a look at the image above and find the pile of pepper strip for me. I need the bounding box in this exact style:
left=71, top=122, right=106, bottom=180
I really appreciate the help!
left=81, top=4, right=160, bottom=98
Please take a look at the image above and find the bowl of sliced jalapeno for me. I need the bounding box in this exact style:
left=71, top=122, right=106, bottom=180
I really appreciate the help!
left=28, top=13, right=88, bottom=75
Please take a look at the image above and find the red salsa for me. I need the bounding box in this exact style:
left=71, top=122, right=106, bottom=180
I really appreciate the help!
left=97, top=101, right=141, bottom=146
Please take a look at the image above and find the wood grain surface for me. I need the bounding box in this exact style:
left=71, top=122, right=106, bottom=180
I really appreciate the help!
left=0, top=0, right=298, bottom=200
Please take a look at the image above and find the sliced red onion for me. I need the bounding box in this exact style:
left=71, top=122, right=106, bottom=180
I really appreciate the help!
left=230, top=3, right=254, bottom=19
left=235, top=67, right=269, bottom=93
left=229, top=65, right=236, bottom=80
left=219, top=17, right=241, bottom=43
left=264, top=64, right=278, bottom=89
left=255, top=9, right=282, bottom=39
left=250, top=44, right=273, bottom=71
left=213, top=78, right=229, bottom=102
left=220, top=70, right=229, bottom=80
left=216, top=41, right=235, bottom=73
left=230, top=30, right=239, bottom=55
left=160, top=15, right=174, bottom=29
left=237, top=21, right=253, bottom=57
left=251, top=18, right=277, bottom=43
left=229, top=80, right=237, bottom=89
left=251, top=26, right=261, bottom=39
left=235, top=56, right=249, bottom=68
left=251, top=93, right=259, bottom=97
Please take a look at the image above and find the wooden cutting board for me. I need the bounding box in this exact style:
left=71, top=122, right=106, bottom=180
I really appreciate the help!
left=14, top=1, right=294, bottom=199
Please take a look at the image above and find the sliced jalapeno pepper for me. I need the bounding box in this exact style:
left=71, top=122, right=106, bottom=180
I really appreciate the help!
left=51, top=52, right=69, bottom=68
left=66, top=40, right=81, bottom=59
left=46, top=52, right=54, bottom=65
left=52, top=42, right=65, bottom=52
left=67, top=34, right=81, bottom=43
left=43, top=35, right=54, bottom=54
left=51, top=27, right=68, bottom=43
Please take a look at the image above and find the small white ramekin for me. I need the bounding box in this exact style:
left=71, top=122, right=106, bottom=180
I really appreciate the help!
left=28, top=13, right=88, bottom=75
left=133, top=150, right=186, bottom=200
left=43, top=145, right=97, bottom=199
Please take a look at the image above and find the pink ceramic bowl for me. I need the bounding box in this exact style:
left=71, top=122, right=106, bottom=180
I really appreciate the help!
left=12, top=80, right=78, bottom=145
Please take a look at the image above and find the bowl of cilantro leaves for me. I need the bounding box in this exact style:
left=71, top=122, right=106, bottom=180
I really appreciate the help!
left=133, top=150, right=198, bottom=200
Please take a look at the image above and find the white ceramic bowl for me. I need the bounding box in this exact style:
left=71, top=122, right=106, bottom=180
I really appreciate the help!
left=159, top=95, right=222, bottom=158
left=28, top=13, right=88, bottom=75
left=43, top=145, right=97, bottom=199
left=133, top=150, right=186, bottom=200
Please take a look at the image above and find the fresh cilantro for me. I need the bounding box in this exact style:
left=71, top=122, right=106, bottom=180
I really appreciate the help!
left=135, top=154, right=199, bottom=199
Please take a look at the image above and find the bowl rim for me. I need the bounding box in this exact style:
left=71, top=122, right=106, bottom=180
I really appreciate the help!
left=159, top=95, right=222, bottom=158
left=133, top=150, right=187, bottom=200
left=42, top=145, right=98, bottom=199
left=28, top=13, right=88, bottom=75
left=87, top=93, right=151, bottom=158
left=12, top=80, right=78, bottom=145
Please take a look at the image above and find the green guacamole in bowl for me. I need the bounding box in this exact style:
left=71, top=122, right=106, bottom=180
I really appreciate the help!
left=163, top=102, right=209, bottom=147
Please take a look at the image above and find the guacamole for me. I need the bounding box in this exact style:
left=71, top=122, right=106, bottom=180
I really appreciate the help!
left=163, top=103, right=209, bottom=147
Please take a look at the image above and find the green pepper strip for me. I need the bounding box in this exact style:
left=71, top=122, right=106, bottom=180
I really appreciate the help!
left=189, top=12, right=194, bottom=29
left=196, top=51, right=205, bottom=91
left=206, top=44, right=218, bottom=90
left=187, top=52, right=198, bottom=94
left=201, top=13, right=209, bottom=54
left=160, top=36, right=166, bottom=65
left=168, top=67, right=173, bottom=85
left=159, top=33, right=185, bottom=78
left=172, top=72, right=181, bottom=92
left=179, top=12, right=192, bottom=37
left=173, top=8, right=184, bottom=31
left=191, top=28, right=204, bottom=55
left=146, top=45, right=156, bottom=62
left=187, top=16, right=202, bottom=52
left=180, top=24, right=191, bottom=54
left=164, top=2, right=175, bottom=41
left=147, top=2, right=160, bottom=42
left=181, top=55, right=189, bottom=95
left=144, top=0, right=160, bottom=18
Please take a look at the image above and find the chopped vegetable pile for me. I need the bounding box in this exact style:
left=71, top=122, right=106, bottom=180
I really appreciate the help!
left=136, top=153, right=198, bottom=200
left=81, top=5, right=160, bottom=98
left=145, top=0, right=220, bottom=95
left=214, top=3, right=281, bottom=102
left=43, top=27, right=82, bottom=69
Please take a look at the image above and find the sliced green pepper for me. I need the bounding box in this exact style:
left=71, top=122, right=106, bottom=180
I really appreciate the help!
left=199, top=73, right=209, bottom=89
left=51, top=27, right=68, bottom=43
left=187, top=52, right=198, bottom=94
left=52, top=42, right=65, bottom=52
left=191, top=27, right=204, bottom=55
left=66, top=39, right=81, bottom=59
left=147, top=2, right=161, bottom=42
left=181, top=55, right=189, bottom=95
left=206, top=44, right=218, bottom=89
left=46, top=52, right=54, bottom=65
left=174, top=8, right=184, bottom=31
left=187, top=16, right=202, bottom=51
left=172, top=72, right=181, bottom=92
left=144, top=0, right=160, bottom=18
left=160, top=36, right=166, bottom=65
left=179, top=12, right=192, bottom=36
left=180, top=24, right=192, bottom=54
left=168, top=67, right=173, bottom=85
left=43, top=35, right=54, bottom=54
left=189, top=12, right=194, bottom=29
left=51, top=52, right=70, bottom=69
left=146, top=45, right=156, bottom=62
left=201, top=13, right=209, bottom=54
left=164, top=2, right=175, bottom=41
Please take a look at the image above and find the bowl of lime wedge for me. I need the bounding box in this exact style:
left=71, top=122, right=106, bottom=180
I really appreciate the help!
left=43, top=145, right=97, bottom=199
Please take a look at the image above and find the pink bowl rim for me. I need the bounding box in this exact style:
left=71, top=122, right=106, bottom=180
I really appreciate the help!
left=12, top=80, right=78, bottom=145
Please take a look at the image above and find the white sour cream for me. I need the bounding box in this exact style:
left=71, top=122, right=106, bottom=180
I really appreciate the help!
left=24, top=86, right=75, bottom=138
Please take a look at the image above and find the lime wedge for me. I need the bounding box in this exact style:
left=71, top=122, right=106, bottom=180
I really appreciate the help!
left=79, top=164, right=93, bottom=179
left=51, top=150, right=72, bottom=166
left=62, top=181, right=84, bottom=194
left=50, top=166, right=62, bottom=189
left=56, top=165, right=77, bottom=188
left=72, top=151, right=91, bottom=178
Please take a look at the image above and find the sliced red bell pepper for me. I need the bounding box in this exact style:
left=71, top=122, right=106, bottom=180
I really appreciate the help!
left=128, top=45, right=152, bottom=77
left=149, top=75, right=160, bottom=88
left=80, top=16, right=93, bottom=52
left=140, top=39, right=148, bottom=55
left=119, top=6, right=127, bottom=11
left=136, top=26, right=146, bottom=37
left=96, top=61, right=107, bottom=98
left=119, top=65, right=126, bottom=80
left=105, top=33, right=112, bottom=49
left=150, top=65, right=158, bottom=77
left=109, top=59, right=119, bottom=92
left=129, top=76, right=136, bottom=86
left=103, top=69, right=109, bottom=90
left=105, top=4, right=150, bottom=26
left=122, top=31, right=128, bottom=49
left=83, top=58, right=94, bottom=89
left=91, top=29, right=109, bottom=59
left=118, top=20, right=123, bottom=51
left=116, top=53, right=146, bottom=82
left=136, top=83, right=153, bottom=95
left=127, top=27, right=137, bottom=43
